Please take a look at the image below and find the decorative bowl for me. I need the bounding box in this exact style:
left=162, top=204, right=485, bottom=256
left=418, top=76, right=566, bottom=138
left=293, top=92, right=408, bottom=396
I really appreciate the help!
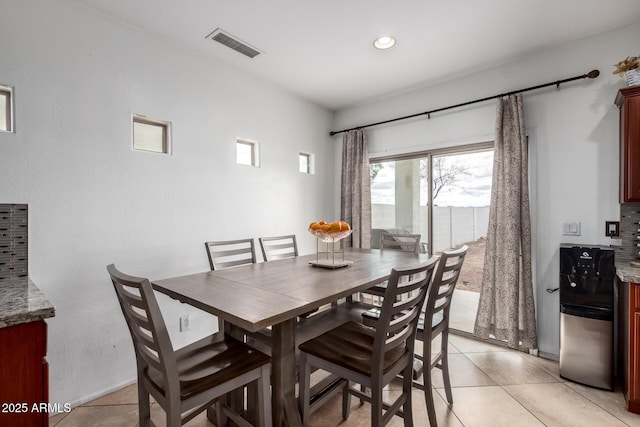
left=308, top=228, right=352, bottom=243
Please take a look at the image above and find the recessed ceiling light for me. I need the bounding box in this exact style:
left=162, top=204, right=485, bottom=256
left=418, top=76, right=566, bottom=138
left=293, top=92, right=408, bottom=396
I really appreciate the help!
left=373, top=35, right=396, bottom=50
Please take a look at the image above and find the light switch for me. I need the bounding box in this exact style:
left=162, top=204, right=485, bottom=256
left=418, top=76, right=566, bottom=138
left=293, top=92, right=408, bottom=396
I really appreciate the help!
left=562, top=221, right=581, bottom=236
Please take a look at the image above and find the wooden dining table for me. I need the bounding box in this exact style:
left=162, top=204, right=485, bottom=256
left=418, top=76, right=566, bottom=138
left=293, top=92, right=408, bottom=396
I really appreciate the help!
left=152, top=247, right=431, bottom=426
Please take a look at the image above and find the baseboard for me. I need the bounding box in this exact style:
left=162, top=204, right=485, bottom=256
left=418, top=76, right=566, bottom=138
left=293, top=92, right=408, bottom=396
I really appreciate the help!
left=538, top=351, right=559, bottom=361
left=55, top=377, right=137, bottom=414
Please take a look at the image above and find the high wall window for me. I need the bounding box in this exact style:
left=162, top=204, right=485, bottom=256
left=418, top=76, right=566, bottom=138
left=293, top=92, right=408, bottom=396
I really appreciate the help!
left=236, top=139, right=259, bottom=167
left=132, top=115, right=171, bottom=154
left=0, top=84, right=14, bottom=133
left=299, top=152, right=314, bottom=174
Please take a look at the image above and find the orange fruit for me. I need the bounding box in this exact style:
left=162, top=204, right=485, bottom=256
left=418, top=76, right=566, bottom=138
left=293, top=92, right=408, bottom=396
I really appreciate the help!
left=318, top=220, right=327, bottom=225
left=310, top=222, right=322, bottom=231
left=339, top=221, right=351, bottom=231
left=320, top=224, right=331, bottom=233
left=329, top=221, right=341, bottom=232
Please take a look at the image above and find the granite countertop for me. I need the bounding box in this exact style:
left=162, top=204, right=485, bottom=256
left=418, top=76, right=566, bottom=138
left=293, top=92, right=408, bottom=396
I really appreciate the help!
left=616, top=262, right=640, bottom=284
left=0, top=278, right=55, bottom=328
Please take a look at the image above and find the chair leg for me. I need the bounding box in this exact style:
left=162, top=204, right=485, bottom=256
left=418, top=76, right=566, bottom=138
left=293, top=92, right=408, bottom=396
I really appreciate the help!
left=298, top=354, right=311, bottom=426
left=359, top=384, right=367, bottom=405
left=342, top=381, right=351, bottom=420
left=257, top=364, right=272, bottom=427
left=423, top=339, right=438, bottom=427
left=441, top=334, right=453, bottom=405
left=247, top=382, right=258, bottom=426
left=246, top=367, right=272, bottom=427
left=412, top=356, right=424, bottom=380
left=371, top=384, right=383, bottom=427
left=403, top=365, right=414, bottom=427
left=216, top=397, right=228, bottom=427
left=166, top=403, right=182, bottom=427
left=424, top=382, right=438, bottom=427
left=137, top=382, right=150, bottom=427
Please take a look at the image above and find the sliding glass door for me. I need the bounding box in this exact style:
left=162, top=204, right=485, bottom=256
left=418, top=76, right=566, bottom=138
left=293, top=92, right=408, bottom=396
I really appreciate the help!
left=370, top=144, right=493, bottom=333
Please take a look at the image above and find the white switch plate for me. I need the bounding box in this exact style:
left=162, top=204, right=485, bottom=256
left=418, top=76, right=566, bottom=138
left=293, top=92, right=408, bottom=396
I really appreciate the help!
left=562, top=221, right=581, bottom=236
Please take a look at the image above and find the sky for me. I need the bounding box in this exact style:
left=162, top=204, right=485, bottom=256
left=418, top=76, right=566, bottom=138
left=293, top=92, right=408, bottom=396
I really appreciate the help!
left=370, top=150, right=494, bottom=207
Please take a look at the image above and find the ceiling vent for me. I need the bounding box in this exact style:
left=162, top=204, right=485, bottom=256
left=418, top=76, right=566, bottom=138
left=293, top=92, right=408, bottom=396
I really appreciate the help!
left=205, top=28, right=262, bottom=59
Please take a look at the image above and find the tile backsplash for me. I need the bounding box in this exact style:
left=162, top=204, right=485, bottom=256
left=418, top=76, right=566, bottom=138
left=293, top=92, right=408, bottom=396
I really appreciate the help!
left=0, top=204, right=28, bottom=280
left=618, top=203, right=640, bottom=264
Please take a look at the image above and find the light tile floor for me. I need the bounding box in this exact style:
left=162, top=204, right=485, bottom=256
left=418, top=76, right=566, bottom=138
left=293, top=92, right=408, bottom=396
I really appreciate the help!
left=50, top=335, right=640, bottom=427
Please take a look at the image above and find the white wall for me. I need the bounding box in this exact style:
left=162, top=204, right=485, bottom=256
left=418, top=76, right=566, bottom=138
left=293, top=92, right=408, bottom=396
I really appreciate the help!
left=334, top=24, right=639, bottom=357
left=0, top=0, right=335, bottom=406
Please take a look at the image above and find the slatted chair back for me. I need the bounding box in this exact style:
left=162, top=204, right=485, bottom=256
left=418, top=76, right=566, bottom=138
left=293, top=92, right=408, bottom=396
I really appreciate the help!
left=420, top=245, right=468, bottom=343
left=372, top=259, right=437, bottom=374
left=414, top=244, right=468, bottom=427
left=259, top=234, right=298, bottom=261
left=380, top=232, right=421, bottom=254
left=107, top=264, right=179, bottom=403
left=205, top=238, right=257, bottom=271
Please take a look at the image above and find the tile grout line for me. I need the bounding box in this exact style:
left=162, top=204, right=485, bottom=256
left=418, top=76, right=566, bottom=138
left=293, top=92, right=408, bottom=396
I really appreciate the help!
left=457, top=349, right=552, bottom=426
left=527, top=358, right=633, bottom=426
left=562, top=383, right=633, bottom=426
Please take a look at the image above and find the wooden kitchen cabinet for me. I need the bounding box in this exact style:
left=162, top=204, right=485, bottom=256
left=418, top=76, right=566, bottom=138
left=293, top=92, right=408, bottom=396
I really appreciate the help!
left=0, top=320, right=49, bottom=427
left=620, top=281, right=640, bottom=414
left=615, top=86, right=640, bottom=203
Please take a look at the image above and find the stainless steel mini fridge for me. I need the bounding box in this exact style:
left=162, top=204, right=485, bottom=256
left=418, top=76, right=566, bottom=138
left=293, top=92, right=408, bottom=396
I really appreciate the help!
left=559, top=245, right=615, bottom=390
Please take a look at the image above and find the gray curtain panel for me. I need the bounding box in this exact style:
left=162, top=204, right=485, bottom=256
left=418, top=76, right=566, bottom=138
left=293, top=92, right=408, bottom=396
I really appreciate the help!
left=340, top=129, right=371, bottom=249
left=474, top=94, right=537, bottom=351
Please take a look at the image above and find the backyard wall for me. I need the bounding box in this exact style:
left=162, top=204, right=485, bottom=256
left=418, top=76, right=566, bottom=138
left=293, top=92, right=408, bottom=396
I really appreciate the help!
left=372, top=204, right=489, bottom=252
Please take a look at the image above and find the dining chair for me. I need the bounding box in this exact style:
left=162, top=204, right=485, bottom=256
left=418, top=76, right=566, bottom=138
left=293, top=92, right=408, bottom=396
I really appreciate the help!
left=379, top=232, right=422, bottom=253
left=359, top=244, right=468, bottom=427
left=204, top=238, right=257, bottom=271
left=258, top=234, right=298, bottom=261
left=412, top=244, right=468, bottom=427
left=361, top=232, right=422, bottom=299
left=107, top=264, right=272, bottom=427
left=297, top=257, right=438, bottom=426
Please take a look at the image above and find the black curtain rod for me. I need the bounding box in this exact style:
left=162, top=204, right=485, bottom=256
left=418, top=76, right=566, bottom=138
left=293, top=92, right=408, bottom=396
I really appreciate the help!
left=329, top=69, right=600, bottom=136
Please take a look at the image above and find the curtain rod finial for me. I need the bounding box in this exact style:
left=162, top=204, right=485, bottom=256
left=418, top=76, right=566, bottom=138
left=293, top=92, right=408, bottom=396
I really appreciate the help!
left=586, top=69, right=600, bottom=79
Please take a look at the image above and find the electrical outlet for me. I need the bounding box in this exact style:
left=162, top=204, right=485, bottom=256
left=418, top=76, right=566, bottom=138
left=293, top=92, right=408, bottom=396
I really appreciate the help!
left=605, top=221, right=620, bottom=237
left=180, top=315, right=191, bottom=332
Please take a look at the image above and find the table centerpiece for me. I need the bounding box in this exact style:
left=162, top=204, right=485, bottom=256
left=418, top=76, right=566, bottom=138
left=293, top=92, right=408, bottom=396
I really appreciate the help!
left=308, top=220, right=353, bottom=268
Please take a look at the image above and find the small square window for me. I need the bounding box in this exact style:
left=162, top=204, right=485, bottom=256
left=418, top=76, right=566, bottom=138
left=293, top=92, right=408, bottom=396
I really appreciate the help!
left=132, top=115, right=171, bottom=154
left=299, top=152, right=314, bottom=174
left=237, top=139, right=259, bottom=167
left=0, top=85, right=14, bottom=133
